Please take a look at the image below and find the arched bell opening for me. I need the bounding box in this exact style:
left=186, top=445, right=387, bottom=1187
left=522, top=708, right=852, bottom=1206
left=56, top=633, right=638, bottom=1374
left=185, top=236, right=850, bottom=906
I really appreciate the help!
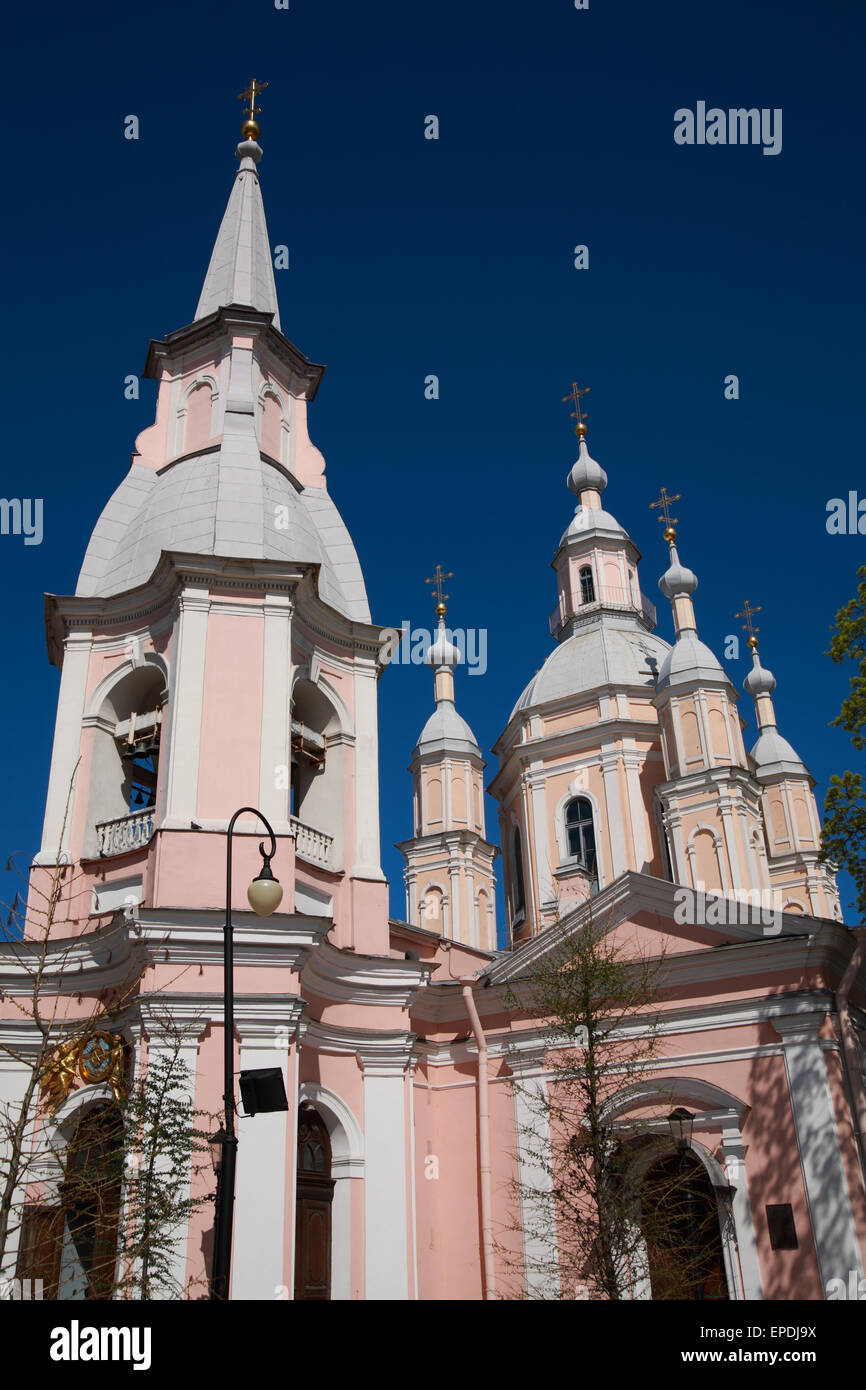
left=84, top=663, right=167, bottom=858
left=290, top=678, right=345, bottom=864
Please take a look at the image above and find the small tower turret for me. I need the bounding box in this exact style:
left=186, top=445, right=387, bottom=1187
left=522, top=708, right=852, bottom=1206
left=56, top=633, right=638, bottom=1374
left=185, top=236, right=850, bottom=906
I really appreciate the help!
left=650, top=496, right=766, bottom=898
left=397, top=571, right=498, bottom=949
left=738, top=605, right=840, bottom=918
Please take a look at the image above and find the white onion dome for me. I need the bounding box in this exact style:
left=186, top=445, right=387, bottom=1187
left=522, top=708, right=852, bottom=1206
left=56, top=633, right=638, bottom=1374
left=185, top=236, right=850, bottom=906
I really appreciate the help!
left=567, top=438, right=608, bottom=498
left=744, top=650, right=777, bottom=697
left=426, top=618, right=461, bottom=669
left=659, top=542, right=698, bottom=598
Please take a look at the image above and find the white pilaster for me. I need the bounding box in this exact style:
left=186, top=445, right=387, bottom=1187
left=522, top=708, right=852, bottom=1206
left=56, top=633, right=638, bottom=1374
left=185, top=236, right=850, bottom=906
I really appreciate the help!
left=772, top=1013, right=864, bottom=1292
left=139, top=1008, right=204, bottom=1298
left=717, top=1125, right=764, bottom=1300
left=352, top=659, right=384, bottom=877
left=259, top=592, right=294, bottom=830
left=622, top=746, right=649, bottom=872
left=163, top=586, right=210, bottom=827
left=232, top=1001, right=303, bottom=1299
left=510, top=1048, right=559, bottom=1299
left=36, top=633, right=92, bottom=862
left=359, top=1039, right=413, bottom=1300
left=601, top=753, right=627, bottom=878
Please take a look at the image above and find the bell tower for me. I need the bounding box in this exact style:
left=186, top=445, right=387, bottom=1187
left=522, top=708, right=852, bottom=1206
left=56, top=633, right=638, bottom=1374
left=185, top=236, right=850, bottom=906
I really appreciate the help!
left=32, top=89, right=391, bottom=952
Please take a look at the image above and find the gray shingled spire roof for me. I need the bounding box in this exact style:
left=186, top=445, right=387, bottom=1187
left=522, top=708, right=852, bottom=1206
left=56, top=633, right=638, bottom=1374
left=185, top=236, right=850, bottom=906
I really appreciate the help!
left=194, top=137, right=281, bottom=328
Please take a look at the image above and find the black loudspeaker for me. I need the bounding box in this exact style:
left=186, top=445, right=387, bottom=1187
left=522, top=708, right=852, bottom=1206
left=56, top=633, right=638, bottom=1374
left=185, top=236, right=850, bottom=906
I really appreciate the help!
left=766, top=1203, right=798, bottom=1250
left=239, top=1067, right=289, bottom=1117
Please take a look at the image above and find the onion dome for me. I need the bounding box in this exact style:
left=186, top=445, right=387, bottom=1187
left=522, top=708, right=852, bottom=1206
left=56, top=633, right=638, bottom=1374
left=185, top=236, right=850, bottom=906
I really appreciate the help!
left=743, top=648, right=777, bottom=697
left=567, top=438, right=608, bottom=499
left=426, top=618, right=461, bottom=670
left=659, top=542, right=698, bottom=599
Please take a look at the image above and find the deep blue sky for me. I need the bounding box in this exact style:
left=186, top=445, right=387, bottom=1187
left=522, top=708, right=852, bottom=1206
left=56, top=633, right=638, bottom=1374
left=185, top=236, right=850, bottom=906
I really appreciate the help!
left=2, top=0, right=864, bottom=930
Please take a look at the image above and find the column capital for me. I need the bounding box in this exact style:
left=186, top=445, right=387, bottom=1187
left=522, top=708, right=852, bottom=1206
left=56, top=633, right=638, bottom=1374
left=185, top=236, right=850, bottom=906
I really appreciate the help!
left=771, top=1011, right=827, bottom=1045
left=357, top=1033, right=416, bottom=1076
left=235, top=995, right=306, bottom=1043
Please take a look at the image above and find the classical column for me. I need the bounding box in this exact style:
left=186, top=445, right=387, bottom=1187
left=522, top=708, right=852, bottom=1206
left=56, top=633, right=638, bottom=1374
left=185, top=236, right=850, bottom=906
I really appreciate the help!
left=232, top=999, right=304, bottom=1299
left=358, top=1037, right=414, bottom=1300
left=772, top=1013, right=864, bottom=1292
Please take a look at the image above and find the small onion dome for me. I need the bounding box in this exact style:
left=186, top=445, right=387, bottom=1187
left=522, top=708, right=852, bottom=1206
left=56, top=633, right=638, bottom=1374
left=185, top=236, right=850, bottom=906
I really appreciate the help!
left=567, top=438, right=608, bottom=498
left=744, top=650, right=777, bottom=697
left=236, top=138, right=263, bottom=164
left=426, top=619, right=460, bottom=669
left=658, top=543, right=698, bottom=599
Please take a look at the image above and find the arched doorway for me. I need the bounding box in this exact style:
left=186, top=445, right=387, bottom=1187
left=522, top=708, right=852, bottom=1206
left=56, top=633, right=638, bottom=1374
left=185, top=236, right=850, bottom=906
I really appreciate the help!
left=57, top=1104, right=124, bottom=1299
left=294, top=1104, right=335, bottom=1300
left=640, top=1149, right=729, bottom=1300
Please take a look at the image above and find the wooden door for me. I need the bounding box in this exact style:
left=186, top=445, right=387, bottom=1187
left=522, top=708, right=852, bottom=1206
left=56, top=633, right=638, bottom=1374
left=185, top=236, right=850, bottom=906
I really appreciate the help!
left=294, top=1106, right=335, bottom=1300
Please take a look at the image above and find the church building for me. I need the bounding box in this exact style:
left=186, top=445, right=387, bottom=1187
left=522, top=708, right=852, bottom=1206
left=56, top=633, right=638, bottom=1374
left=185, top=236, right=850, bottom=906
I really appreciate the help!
left=1, top=99, right=864, bottom=1303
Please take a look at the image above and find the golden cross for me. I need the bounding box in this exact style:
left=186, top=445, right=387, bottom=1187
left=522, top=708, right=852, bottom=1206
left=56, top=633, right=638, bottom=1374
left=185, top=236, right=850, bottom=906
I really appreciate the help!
left=425, top=564, right=453, bottom=610
left=735, top=600, right=762, bottom=647
left=649, top=487, right=681, bottom=529
left=562, top=381, right=591, bottom=433
left=238, top=78, right=269, bottom=122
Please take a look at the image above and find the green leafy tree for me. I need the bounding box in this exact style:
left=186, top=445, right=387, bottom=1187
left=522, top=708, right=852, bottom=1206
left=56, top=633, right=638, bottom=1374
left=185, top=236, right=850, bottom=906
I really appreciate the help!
left=64, top=1026, right=212, bottom=1300
left=821, top=565, right=866, bottom=917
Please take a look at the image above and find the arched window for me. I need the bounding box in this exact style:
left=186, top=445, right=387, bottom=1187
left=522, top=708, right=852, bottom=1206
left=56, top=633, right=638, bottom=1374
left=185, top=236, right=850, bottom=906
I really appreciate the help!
left=565, top=797, right=596, bottom=874
left=513, top=826, right=526, bottom=922
left=579, top=565, right=596, bottom=605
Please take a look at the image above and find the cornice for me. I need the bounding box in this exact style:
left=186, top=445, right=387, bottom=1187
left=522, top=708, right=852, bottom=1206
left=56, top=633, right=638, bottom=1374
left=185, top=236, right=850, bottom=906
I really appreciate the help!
left=482, top=871, right=841, bottom=987
left=45, top=549, right=393, bottom=669
left=300, top=938, right=431, bottom=1006
left=0, top=918, right=147, bottom=993
left=135, top=906, right=328, bottom=969
left=492, top=713, right=663, bottom=776
left=301, top=1017, right=416, bottom=1066
left=143, top=306, right=326, bottom=400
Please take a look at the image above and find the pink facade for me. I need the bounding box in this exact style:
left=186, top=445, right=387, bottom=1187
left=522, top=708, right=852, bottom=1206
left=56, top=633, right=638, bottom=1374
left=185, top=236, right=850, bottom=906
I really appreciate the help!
left=1, top=119, right=864, bottom=1303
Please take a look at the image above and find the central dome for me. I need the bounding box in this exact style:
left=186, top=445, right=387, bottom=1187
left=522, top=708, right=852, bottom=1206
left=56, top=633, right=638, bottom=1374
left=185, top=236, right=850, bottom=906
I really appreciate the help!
left=511, top=615, right=671, bottom=717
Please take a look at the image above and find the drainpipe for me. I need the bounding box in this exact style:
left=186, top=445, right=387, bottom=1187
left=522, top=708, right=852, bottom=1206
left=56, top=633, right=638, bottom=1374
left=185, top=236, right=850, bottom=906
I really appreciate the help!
left=836, top=928, right=866, bottom=1197
left=462, top=980, right=496, bottom=1299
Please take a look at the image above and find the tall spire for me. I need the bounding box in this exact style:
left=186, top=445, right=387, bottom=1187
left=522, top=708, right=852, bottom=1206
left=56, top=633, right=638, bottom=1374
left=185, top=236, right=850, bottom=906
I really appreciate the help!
left=195, top=80, right=281, bottom=329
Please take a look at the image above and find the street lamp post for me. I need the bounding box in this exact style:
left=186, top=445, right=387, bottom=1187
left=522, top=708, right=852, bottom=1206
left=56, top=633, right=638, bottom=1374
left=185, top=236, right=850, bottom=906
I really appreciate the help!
left=210, top=807, right=283, bottom=1301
